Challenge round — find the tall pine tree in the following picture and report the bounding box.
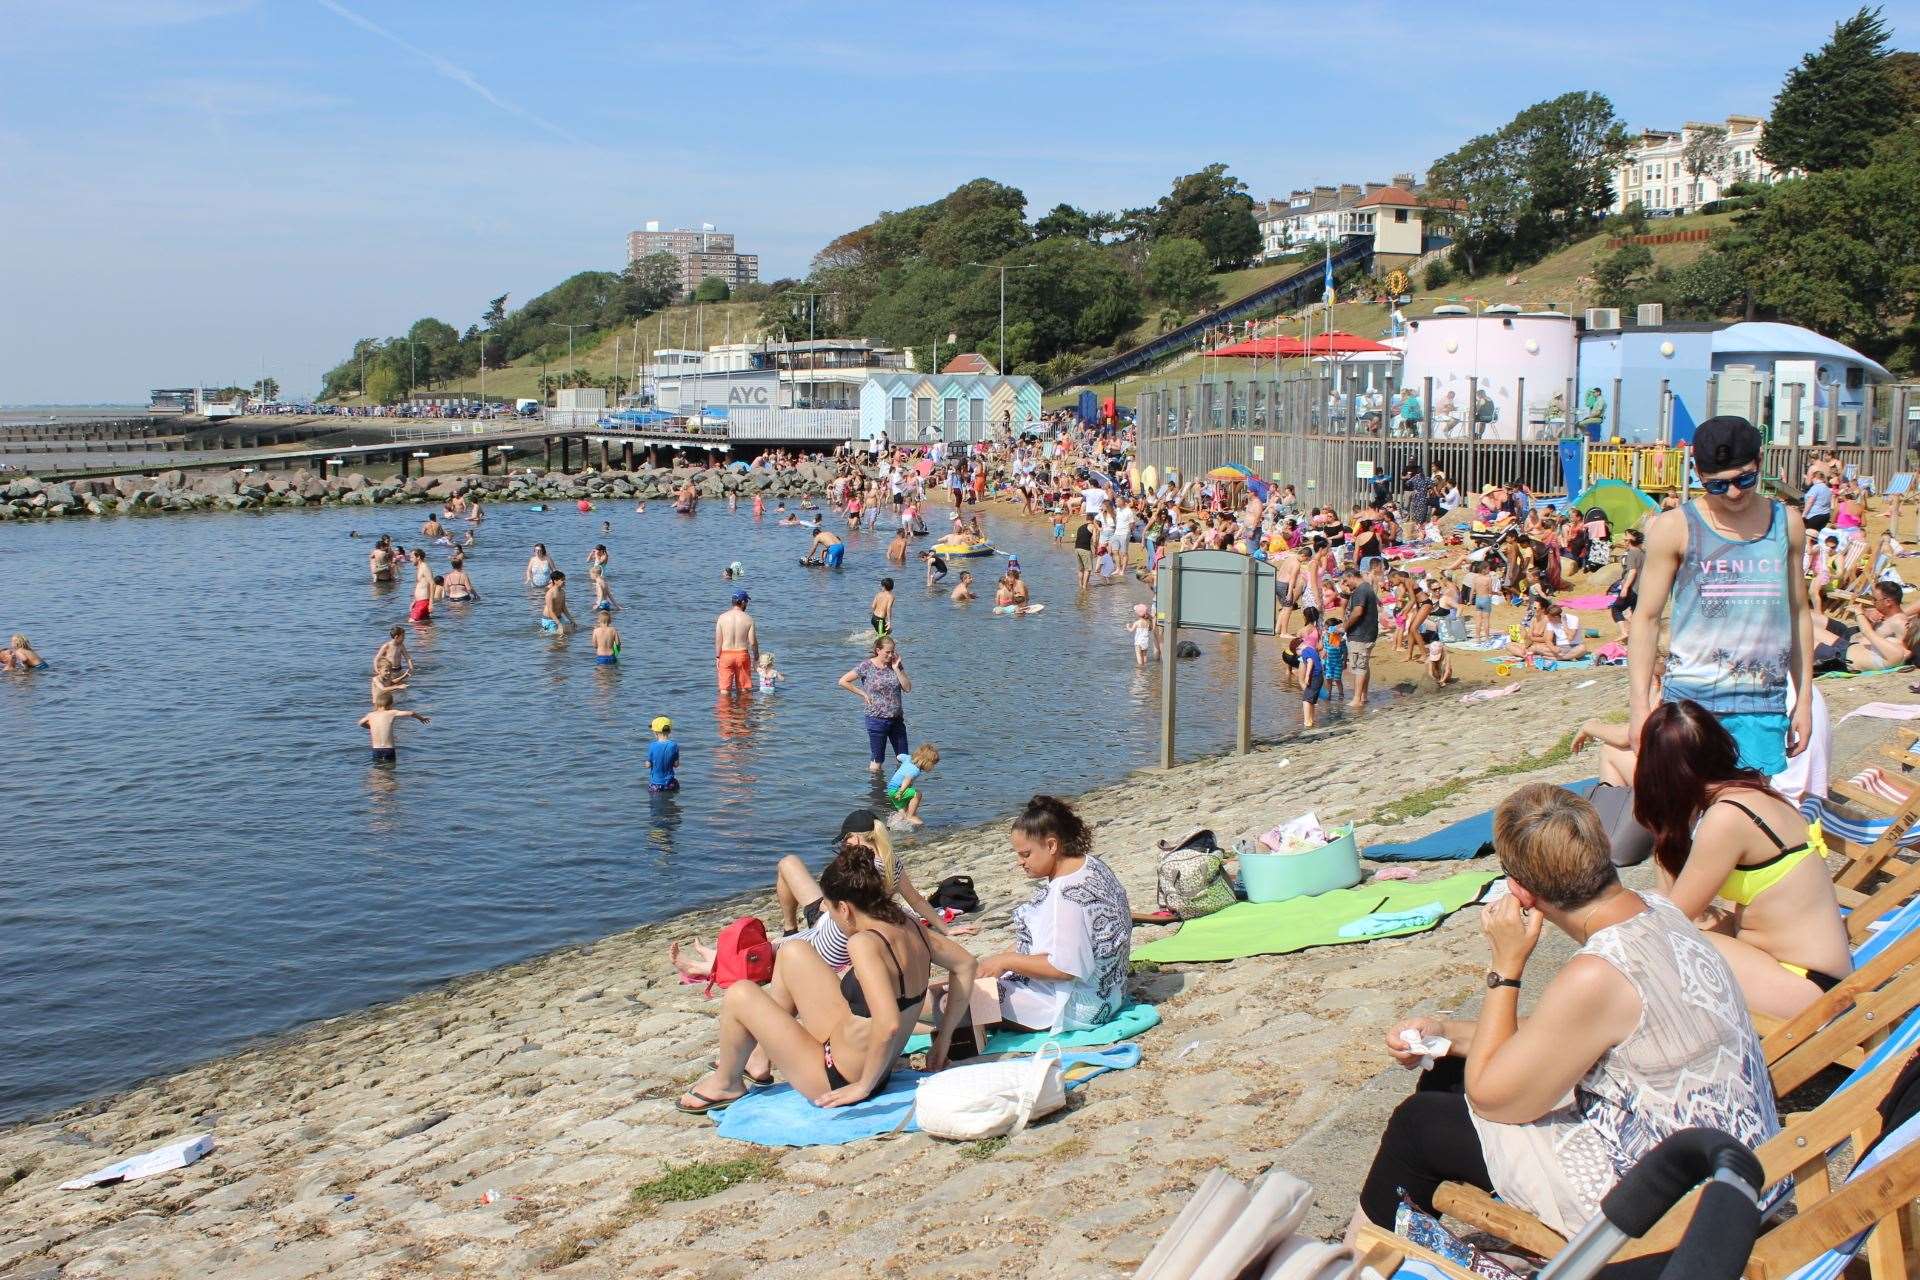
[1760,6,1900,173]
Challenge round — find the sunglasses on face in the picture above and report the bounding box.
[1701,467,1761,496]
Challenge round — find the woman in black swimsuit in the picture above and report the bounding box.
[677,843,978,1114]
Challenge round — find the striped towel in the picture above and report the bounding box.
[1849,767,1913,805]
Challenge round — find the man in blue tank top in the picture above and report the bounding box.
[1628,415,1812,776]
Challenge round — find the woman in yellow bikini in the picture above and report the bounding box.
[1633,699,1852,1019]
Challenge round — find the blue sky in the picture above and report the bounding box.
[2,1,1912,403]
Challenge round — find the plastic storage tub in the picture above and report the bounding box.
[1238,827,1362,903]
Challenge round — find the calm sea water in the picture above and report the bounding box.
[0,500,1322,1121]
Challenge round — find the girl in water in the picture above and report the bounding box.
[524,544,554,588]
[1,634,45,671]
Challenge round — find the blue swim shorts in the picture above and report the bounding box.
[1720,710,1791,778]
[824,543,845,568]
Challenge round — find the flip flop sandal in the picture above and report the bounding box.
[709,1059,776,1087]
[674,1089,742,1115]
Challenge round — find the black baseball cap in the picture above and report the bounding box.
[1692,416,1763,472]
[839,808,878,838]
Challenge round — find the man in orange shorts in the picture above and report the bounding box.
[714,590,758,692]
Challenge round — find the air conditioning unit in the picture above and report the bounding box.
[1584,307,1622,330]
[1637,303,1665,326]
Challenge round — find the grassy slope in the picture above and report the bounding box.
[1055,211,1734,406]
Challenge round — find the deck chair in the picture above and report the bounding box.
[1757,922,1920,1094]
[1429,1048,1920,1278]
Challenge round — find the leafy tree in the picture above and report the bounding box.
[364,364,403,404]
[1730,123,1920,369]
[1681,126,1730,204]
[1421,260,1452,292]
[1144,237,1220,314]
[1592,243,1655,310]
[1652,251,1750,321]
[623,252,682,313]
[1887,50,1920,117]
[1429,92,1628,273]
[1032,203,1119,243]
[249,377,280,401]
[483,294,509,328]
[1146,164,1262,268]
[1760,6,1900,173]
[694,275,731,302]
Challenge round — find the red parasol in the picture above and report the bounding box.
[1208,331,1395,358]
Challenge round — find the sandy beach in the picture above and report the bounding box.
[1,661,1908,1280]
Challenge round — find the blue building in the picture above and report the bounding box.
[1576,320,1891,446]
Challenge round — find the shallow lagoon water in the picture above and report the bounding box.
[0,498,1321,1120]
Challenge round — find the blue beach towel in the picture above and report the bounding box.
[1365,779,1598,862]
[903,1000,1161,1057]
[711,1043,1143,1147]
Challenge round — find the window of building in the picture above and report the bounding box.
[1846,367,1865,391]
[1394,208,1408,223]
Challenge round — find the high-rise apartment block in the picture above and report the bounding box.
[625,221,760,296]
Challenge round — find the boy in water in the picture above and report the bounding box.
[870,577,895,637]
[373,625,412,697]
[886,743,939,826]
[592,611,621,665]
[647,716,680,792]
[542,571,574,634]
[359,688,429,763]
[589,566,618,613]
[951,571,975,603]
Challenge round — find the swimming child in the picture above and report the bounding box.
[633,501,647,514]
[592,613,621,665]
[1052,516,1066,542]
[2,633,45,671]
[372,625,412,696]
[647,716,680,792]
[587,544,609,573]
[358,688,428,763]
[723,562,745,581]
[951,571,975,603]
[752,493,764,519]
[601,520,612,535]
[756,651,784,692]
[886,743,938,826]
[871,577,895,636]
[588,567,618,613]
[1297,633,1324,729]
[1126,602,1156,666]
[921,549,948,586]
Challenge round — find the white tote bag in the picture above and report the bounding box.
[913,1041,1065,1141]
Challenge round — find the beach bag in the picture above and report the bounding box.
[1588,782,1655,868]
[1436,613,1470,643]
[929,874,980,915]
[704,916,774,995]
[1155,830,1237,921]
[1133,1166,1340,1280]
[914,1042,1065,1141]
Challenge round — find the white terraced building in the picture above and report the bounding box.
[1609,114,1784,216]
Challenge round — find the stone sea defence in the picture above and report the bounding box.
[0,462,834,521]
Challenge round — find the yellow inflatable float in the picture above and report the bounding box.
[932,540,996,558]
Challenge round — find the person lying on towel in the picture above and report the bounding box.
[1348,782,1781,1246]
[677,844,977,1115]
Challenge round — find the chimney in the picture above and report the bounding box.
[1364,181,1386,195]
[1336,183,1361,203]
[1393,172,1415,189]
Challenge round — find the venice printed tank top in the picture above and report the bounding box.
[1664,499,1791,716]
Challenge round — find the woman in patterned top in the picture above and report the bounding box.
[979,795,1132,1033]
[1350,782,1779,1244]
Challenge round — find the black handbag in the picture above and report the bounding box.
[929,874,980,914]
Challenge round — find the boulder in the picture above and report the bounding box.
[155,469,186,490]
[342,472,371,491]
[192,474,238,497]
[4,478,44,500]
[43,483,77,509]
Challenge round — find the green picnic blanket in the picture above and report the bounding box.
[902,1000,1161,1056]
[1817,664,1912,681]
[1132,871,1498,964]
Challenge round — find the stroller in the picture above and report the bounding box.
[1582,507,1614,572]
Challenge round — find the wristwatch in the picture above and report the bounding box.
[1486,970,1522,991]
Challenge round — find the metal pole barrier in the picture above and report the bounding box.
[1159,557,1182,770]
[1659,379,1671,445]
[1788,384,1804,486]
[1467,375,1479,495]
[1516,376,1526,442]
[1610,377,1623,439]
[1237,554,1256,755]
[1565,376,1577,440]
[1421,374,1433,477]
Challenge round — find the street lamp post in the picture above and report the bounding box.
[966,262,1039,373]
[553,323,588,379]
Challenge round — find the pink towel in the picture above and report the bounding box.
[1557,593,1617,611]
[1595,641,1628,661]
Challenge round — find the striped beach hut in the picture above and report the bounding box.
[859,373,1042,443]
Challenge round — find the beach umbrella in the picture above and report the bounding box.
[727,460,750,472]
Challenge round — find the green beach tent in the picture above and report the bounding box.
[1571,478,1658,532]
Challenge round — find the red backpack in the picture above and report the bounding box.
[705,916,774,996]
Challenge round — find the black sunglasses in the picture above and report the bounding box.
[1701,467,1761,496]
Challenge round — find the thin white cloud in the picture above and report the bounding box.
[313,0,587,147]
[14,0,254,27]
[137,78,347,117]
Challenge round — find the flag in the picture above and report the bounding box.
[1322,244,1334,304]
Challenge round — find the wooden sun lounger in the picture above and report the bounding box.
[1430,1049,1920,1279]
